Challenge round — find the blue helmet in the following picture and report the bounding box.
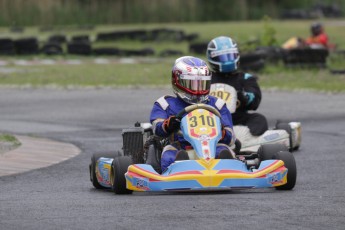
[206,36,240,73]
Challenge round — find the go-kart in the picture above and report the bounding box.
[210,83,302,152]
[90,104,297,194]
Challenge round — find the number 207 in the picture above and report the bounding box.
[210,91,230,101]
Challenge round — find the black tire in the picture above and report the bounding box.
[71,35,90,43]
[240,52,263,63]
[41,42,63,55]
[274,151,297,190]
[240,59,265,72]
[67,41,92,55]
[145,145,161,173]
[0,38,15,55]
[14,37,39,55]
[189,42,208,54]
[48,34,67,44]
[89,152,120,189]
[258,143,288,161]
[110,156,133,194]
[275,122,294,151]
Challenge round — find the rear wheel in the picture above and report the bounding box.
[110,156,133,194]
[89,152,120,189]
[275,122,293,151]
[274,151,297,190]
[258,143,288,161]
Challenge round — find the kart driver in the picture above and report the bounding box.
[305,22,330,49]
[206,36,268,136]
[150,56,236,172]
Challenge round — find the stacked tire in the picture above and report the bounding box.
[0,38,16,55]
[14,37,39,55]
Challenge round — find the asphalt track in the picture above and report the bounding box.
[0,88,344,230]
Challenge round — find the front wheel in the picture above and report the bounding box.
[274,151,297,190]
[90,152,120,189]
[110,156,133,194]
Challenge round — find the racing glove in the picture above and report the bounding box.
[163,116,180,134]
[220,126,226,140]
[234,139,242,154]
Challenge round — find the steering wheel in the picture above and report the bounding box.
[176,104,221,120]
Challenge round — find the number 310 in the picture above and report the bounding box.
[189,115,215,127]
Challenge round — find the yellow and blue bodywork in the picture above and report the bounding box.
[125,158,287,191]
[95,157,113,188]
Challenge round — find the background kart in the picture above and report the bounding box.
[210,83,302,152]
[90,104,297,194]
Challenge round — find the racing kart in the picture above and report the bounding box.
[90,104,297,194]
[210,83,302,152]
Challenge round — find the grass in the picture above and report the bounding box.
[0,20,345,92]
[0,59,344,92]
[260,65,345,92]
[0,134,21,154]
[0,58,173,87]
[0,134,18,142]
[0,134,21,146]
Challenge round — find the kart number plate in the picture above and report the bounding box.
[186,109,218,140]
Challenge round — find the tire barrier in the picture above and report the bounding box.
[96,28,196,42]
[96,30,149,41]
[0,38,16,55]
[330,69,345,75]
[184,33,199,42]
[48,34,67,44]
[159,49,184,57]
[255,46,284,63]
[282,48,329,68]
[149,28,185,42]
[14,37,39,55]
[92,47,155,56]
[71,35,90,43]
[41,42,63,55]
[240,52,266,71]
[189,42,208,54]
[67,41,92,55]
[3,28,199,56]
[120,48,155,56]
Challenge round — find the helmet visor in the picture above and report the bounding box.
[178,74,211,94]
[209,48,239,62]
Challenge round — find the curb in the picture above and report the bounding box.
[0,135,81,177]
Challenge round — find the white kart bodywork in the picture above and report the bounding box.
[210,83,301,152]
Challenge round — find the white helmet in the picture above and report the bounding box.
[172,56,211,104]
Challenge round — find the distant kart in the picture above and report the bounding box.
[90,104,297,194]
[210,83,302,152]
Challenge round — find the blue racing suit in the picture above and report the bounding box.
[150,95,235,172]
